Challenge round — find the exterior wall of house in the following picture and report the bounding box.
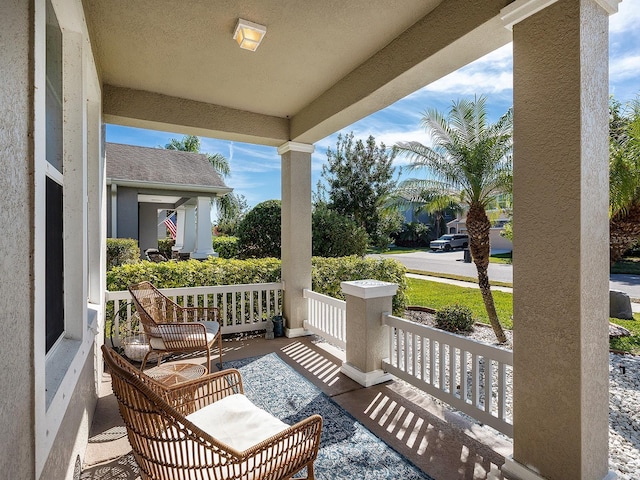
[0,0,36,477]
[116,187,139,240]
[139,202,174,255]
[40,346,96,478]
[0,0,106,477]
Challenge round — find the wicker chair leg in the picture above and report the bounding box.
[217,334,223,369]
[140,350,152,371]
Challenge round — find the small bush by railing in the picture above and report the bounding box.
[107,238,140,269]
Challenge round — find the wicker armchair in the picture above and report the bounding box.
[128,281,223,371]
[102,346,323,480]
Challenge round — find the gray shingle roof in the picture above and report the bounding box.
[106,142,229,190]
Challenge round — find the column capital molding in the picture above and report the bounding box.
[277,141,314,155]
[501,0,620,30]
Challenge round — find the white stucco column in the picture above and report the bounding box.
[191,196,217,259]
[340,280,397,387]
[279,141,313,337]
[172,206,186,254]
[502,1,618,479]
[181,204,196,254]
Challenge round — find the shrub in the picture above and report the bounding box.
[393,222,431,247]
[107,255,408,315]
[312,206,368,257]
[311,256,407,315]
[157,238,175,259]
[212,236,239,259]
[237,200,281,258]
[106,238,140,269]
[434,304,475,333]
[107,257,282,292]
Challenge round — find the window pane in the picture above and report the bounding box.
[46,177,64,352]
[46,0,63,173]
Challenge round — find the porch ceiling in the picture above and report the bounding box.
[83,0,512,146]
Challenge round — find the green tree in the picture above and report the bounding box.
[312,203,368,257]
[320,132,398,248]
[236,200,281,258]
[609,96,640,264]
[216,194,249,236]
[395,97,512,343]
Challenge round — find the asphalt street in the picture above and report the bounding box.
[375,250,640,299]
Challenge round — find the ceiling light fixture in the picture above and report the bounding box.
[233,18,267,52]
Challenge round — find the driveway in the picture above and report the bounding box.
[374,250,640,299]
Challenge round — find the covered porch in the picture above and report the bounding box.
[0,0,621,479]
[84,334,513,480]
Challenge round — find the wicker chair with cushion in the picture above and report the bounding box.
[102,345,323,480]
[128,281,223,371]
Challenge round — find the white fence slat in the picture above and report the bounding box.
[381,313,513,437]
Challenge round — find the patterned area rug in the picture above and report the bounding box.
[226,353,433,480]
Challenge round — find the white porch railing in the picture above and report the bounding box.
[105,283,283,347]
[303,289,346,349]
[382,313,513,437]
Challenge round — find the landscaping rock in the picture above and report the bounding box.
[610,323,631,338]
[610,289,634,320]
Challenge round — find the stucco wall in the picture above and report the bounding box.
[139,202,174,255]
[40,347,97,479]
[116,187,139,240]
[0,0,36,477]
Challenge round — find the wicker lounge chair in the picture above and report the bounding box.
[128,281,222,371]
[102,345,323,480]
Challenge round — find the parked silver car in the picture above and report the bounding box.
[430,234,469,251]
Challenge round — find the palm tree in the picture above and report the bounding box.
[395,97,512,343]
[164,135,235,219]
[609,96,640,264]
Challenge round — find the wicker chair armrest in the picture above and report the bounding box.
[225,414,324,478]
[164,368,244,414]
[156,322,209,348]
[175,306,219,323]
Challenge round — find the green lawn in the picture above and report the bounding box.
[406,277,514,329]
[406,276,640,354]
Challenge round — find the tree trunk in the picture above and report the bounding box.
[465,202,507,343]
[610,202,640,265]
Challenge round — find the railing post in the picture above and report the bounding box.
[340,280,397,387]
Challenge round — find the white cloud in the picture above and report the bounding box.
[424,44,513,94]
[610,54,640,82]
[610,1,640,34]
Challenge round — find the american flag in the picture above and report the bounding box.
[164,214,177,240]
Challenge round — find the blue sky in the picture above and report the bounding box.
[107,2,640,213]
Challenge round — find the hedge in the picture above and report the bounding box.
[311,256,407,315]
[107,255,407,314]
[106,238,140,269]
[212,236,239,259]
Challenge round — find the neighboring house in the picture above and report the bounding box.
[2,1,616,479]
[447,213,513,252]
[106,143,232,258]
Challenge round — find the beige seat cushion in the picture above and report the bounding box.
[186,393,288,451]
[149,330,216,350]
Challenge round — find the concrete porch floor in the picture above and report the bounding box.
[83,335,513,480]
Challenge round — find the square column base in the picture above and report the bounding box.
[285,327,311,338]
[340,362,393,387]
[501,456,617,480]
